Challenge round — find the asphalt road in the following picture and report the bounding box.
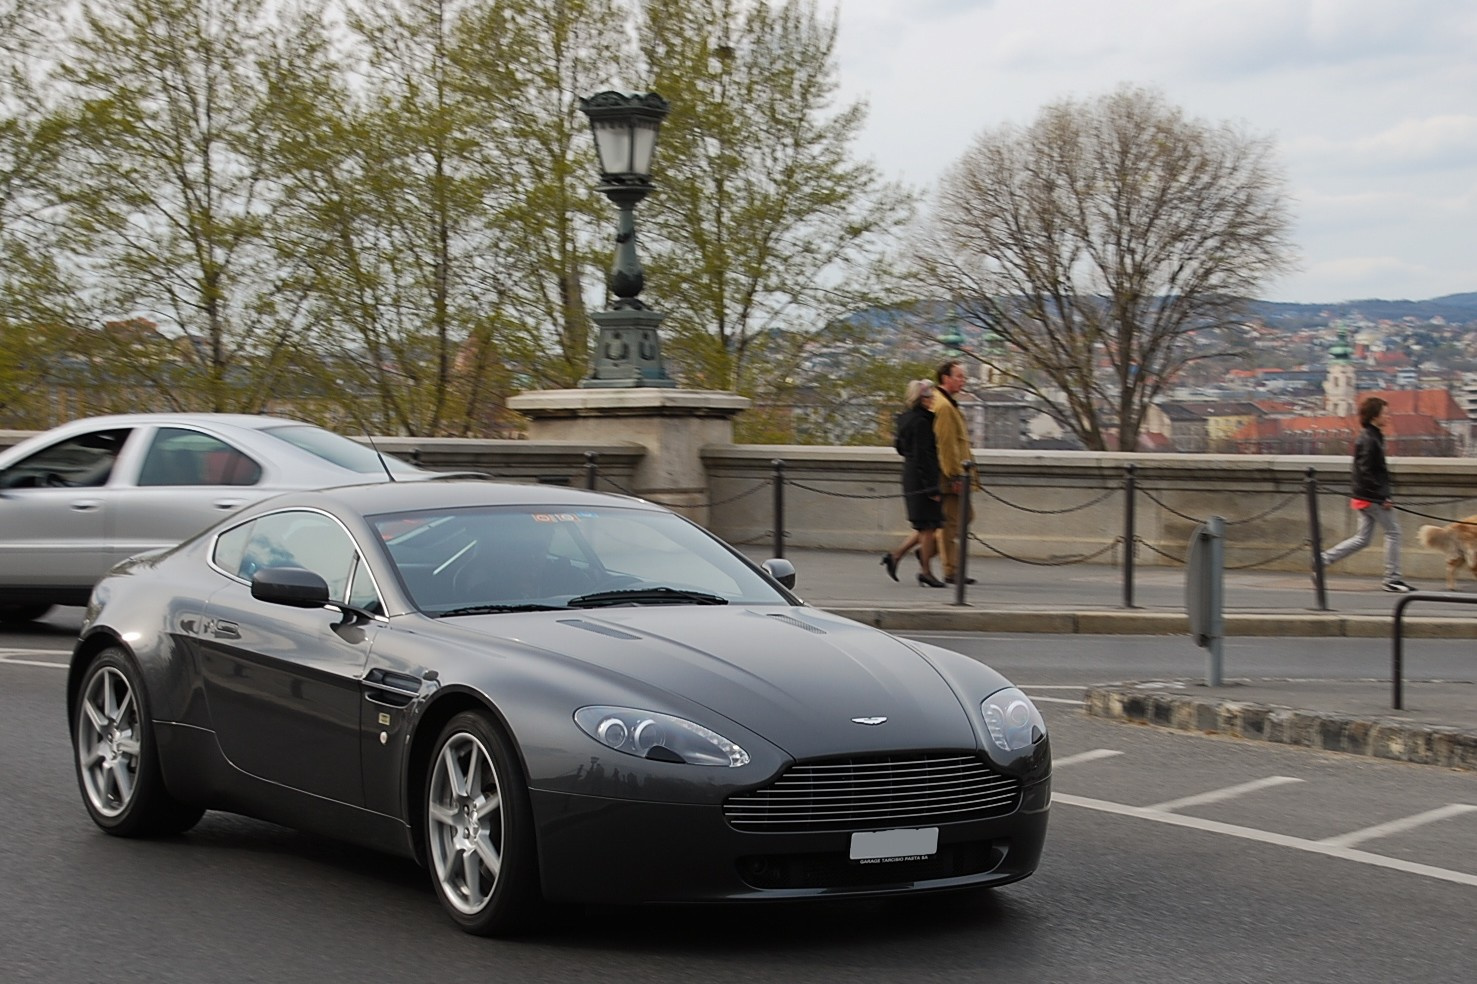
[3,619,1474,983]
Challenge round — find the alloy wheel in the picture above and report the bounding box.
[427,731,505,915]
[76,665,141,818]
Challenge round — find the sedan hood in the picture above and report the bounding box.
[447,605,980,758]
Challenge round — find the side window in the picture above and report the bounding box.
[229,511,357,603]
[0,428,129,489]
[213,521,256,577]
[138,427,262,487]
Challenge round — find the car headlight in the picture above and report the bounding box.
[981,688,1046,753]
[574,706,750,767]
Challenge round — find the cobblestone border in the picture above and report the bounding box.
[1085,684,1477,770]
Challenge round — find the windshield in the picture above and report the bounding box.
[261,425,419,475]
[369,504,789,615]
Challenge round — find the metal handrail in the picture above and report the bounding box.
[1391,591,1477,709]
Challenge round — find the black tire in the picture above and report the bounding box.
[72,648,204,837]
[423,711,542,935]
[0,603,52,624]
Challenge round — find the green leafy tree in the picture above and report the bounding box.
[453,0,633,391]
[913,85,1295,451]
[48,0,306,412]
[0,0,80,424]
[635,0,917,408]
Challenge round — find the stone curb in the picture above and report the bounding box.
[1084,684,1477,770]
[821,607,1477,639]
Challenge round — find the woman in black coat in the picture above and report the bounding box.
[881,379,945,587]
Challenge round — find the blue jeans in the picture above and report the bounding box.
[1321,505,1402,580]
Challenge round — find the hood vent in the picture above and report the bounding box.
[555,618,641,640]
[764,612,827,635]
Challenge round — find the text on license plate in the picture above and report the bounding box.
[848,826,939,862]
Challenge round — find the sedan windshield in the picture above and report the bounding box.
[370,504,788,615]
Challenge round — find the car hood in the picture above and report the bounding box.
[445,605,982,758]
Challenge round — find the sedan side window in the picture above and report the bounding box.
[0,428,129,489]
[138,427,262,487]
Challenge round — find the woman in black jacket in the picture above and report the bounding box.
[881,379,946,587]
[1320,396,1412,592]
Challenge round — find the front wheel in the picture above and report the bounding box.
[424,711,542,935]
[72,648,203,837]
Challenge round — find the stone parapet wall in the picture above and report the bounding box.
[4,428,1475,579]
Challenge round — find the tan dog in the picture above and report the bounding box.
[1417,516,1477,589]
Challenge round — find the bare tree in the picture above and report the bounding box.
[913,86,1295,451]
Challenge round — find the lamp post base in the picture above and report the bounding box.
[580,309,676,388]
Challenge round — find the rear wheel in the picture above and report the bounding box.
[73,648,203,837]
[424,711,542,935]
[0,603,52,624]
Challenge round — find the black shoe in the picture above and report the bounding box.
[917,572,945,588]
[943,575,977,585]
[880,553,899,582]
[1382,578,1414,593]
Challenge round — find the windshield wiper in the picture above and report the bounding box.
[435,603,567,617]
[567,587,728,608]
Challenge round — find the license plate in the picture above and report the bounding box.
[848,826,939,862]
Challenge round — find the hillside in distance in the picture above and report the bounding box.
[1249,293,1477,324]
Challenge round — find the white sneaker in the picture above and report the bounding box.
[1381,579,1414,593]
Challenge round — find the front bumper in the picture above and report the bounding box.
[530,775,1050,903]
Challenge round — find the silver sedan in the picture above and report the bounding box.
[0,413,436,621]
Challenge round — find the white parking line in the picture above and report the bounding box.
[1147,776,1304,813]
[1053,749,1124,767]
[1055,792,1477,888]
[1318,804,1477,849]
[0,649,69,668]
[1029,695,1082,705]
[0,656,69,668]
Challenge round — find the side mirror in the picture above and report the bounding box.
[251,566,331,608]
[761,558,796,590]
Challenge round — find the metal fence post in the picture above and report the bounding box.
[1123,463,1137,609]
[953,461,974,606]
[584,451,598,491]
[771,459,786,559]
[1306,467,1328,611]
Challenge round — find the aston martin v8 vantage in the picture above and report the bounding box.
[68,480,1050,935]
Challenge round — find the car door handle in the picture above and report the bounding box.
[211,620,240,640]
[70,499,103,511]
[213,498,248,510]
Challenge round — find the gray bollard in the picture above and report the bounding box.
[1186,515,1225,686]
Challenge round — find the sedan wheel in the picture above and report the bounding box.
[425,711,541,935]
[73,648,203,837]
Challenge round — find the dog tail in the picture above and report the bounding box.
[1418,524,1449,550]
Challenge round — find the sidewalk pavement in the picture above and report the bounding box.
[740,547,1477,769]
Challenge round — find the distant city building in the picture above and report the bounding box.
[1322,327,1356,416]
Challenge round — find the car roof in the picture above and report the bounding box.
[39,412,310,432]
[280,479,662,515]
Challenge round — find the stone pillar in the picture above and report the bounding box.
[507,389,749,524]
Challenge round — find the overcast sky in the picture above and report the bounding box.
[831,0,1477,304]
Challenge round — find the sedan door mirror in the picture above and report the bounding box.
[251,566,331,608]
[761,558,796,590]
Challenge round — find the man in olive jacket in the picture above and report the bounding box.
[932,359,979,584]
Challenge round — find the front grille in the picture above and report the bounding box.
[724,753,1022,832]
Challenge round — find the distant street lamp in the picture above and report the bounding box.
[578,90,676,388]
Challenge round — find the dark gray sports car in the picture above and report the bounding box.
[68,480,1050,935]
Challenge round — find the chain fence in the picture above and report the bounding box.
[573,453,1477,604]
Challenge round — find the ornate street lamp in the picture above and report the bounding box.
[578,90,676,388]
